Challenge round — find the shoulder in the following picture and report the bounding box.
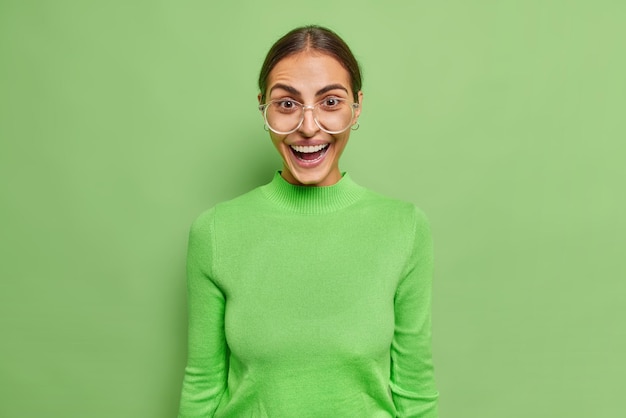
[351,186,432,270]
[356,187,430,228]
[190,185,266,231]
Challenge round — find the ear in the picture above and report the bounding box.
[257,92,263,105]
[354,90,363,120]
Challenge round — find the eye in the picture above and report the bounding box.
[320,97,343,110]
[275,99,299,112]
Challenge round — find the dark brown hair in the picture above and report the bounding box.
[258,25,362,102]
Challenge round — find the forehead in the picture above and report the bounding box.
[267,51,352,96]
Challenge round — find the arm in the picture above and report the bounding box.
[390,207,439,417]
[178,209,228,417]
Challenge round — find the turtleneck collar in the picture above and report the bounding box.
[260,171,366,214]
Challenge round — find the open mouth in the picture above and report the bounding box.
[289,144,330,163]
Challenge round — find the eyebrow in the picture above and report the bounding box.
[269,83,349,97]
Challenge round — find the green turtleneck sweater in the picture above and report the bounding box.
[178,172,438,417]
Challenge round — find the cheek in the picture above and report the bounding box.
[269,133,290,155]
[329,134,350,160]
[269,132,283,146]
[333,132,350,148]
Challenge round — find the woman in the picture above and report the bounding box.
[179,25,439,417]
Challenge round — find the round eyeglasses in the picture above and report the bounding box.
[259,97,360,135]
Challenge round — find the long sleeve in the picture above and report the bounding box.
[390,207,439,417]
[178,209,228,417]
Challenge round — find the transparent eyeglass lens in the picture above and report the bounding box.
[264,98,355,134]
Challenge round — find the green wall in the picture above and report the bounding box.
[1,1,624,417]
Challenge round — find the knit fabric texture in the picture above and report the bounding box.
[178,172,439,417]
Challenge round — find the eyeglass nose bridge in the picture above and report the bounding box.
[297,104,321,132]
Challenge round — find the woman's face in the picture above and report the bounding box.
[260,51,362,187]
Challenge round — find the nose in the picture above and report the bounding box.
[298,106,319,137]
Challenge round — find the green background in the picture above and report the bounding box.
[1,1,624,417]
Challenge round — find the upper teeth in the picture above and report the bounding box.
[290,144,329,153]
